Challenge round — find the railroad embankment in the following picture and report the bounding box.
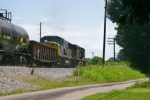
[0,66,74,92]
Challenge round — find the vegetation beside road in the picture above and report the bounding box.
[81,81,150,100]
[0,62,147,96]
[74,62,146,83]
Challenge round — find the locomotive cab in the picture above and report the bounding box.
[44,42,61,56]
[80,47,85,59]
[41,36,68,56]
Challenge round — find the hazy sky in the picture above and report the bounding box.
[0,0,120,60]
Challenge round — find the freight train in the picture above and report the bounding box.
[0,9,85,67]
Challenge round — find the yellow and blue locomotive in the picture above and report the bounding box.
[41,36,85,67]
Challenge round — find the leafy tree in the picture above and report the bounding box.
[106,57,119,62]
[85,56,103,66]
[85,58,92,66]
[107,0,150,73]
[117,49,126,61]
[116,24,150,72]
[92,56,103,65]
[107,0,128,23]
[115,0,150,25]
[106,57,115,62]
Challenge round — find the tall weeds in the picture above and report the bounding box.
[74,62,146,83]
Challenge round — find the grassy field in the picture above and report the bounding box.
[74,62,146,83]
[0,62,148,96]
[81,81,150,100]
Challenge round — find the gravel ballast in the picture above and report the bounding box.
[0,66,75,92]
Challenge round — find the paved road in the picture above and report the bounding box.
[0,78,148,100]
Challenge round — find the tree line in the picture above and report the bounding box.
[107,0,150,73]
[86,56,117,66]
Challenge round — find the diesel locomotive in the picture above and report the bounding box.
[41,36,85,67]
[0,9,85,67]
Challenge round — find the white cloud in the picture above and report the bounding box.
[63,25,81,29]
[41,17,53,22]
[20,24,89,41]
[90,44,102,50]
[19,24,40,41]
[13,17,22,20]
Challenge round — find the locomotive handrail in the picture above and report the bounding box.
[0,9,11,23]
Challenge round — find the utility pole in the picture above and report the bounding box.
[115,53,118,61]
[107,38,116,61]
[40,22,42,42]
[92,52,94,65]
[92,52,94,58]
[102,0,107,66]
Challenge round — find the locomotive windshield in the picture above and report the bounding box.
[41,36,62,45]
[42,38,61,44]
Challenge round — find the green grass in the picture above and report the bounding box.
[81,81,150,100]
[74,62,146,83]
[22,75,97,90]
[0,62,147,96]
[0,90,25,96]
[126,81,150,89]
[0,75,97,96]
[81,88,150,100]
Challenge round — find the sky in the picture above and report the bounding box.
[0,0,120,60]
